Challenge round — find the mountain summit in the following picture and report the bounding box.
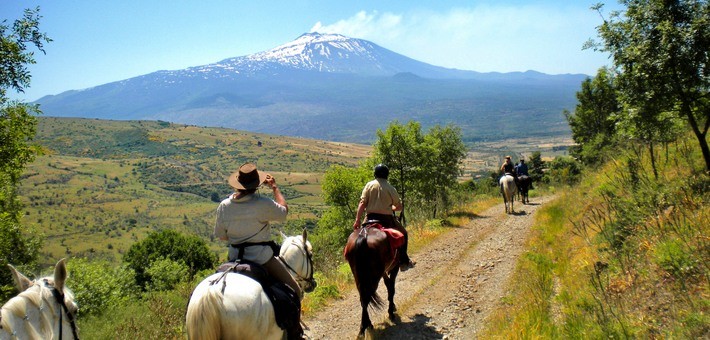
[36,33,585,143]
[166,32,477,79]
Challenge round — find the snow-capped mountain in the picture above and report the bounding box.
[35,32,586,143]
[155,32,478,80]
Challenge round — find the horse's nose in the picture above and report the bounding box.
[305,280,317,293]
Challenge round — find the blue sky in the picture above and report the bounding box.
[2,1,623,102]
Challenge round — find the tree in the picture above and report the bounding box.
[420,125,467,218]
[528,151,546,183]
[548,156,583,185]
[565,68,621,165]
[373,121,467,220]
[591,1,710,173]
[321,165,369,218]
[123,229,216,290]
[373,121,426,224]
[0,7,50,301]
[314,164,370,269]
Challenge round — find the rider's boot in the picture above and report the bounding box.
[398,234,416,272]
[286,320,305,340]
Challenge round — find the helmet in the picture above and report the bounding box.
[374,164,389,179]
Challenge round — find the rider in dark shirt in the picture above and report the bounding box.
[514,158,533,189]
[515,159,529,176]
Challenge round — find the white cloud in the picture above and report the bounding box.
[310,5,610,75]
[310,11,404,40]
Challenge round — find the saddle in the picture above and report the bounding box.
[214,260,301,338]
[361,220,406,256]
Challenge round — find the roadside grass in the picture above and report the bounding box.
[481,136,709,338]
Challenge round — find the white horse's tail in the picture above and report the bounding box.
[186,286,224,340]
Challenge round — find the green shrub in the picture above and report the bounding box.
[67,258,138,317]
[547,156,582,185]
[145,257,189,292]
[123,229,216,290]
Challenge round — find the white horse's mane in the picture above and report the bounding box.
[1,262,77,340]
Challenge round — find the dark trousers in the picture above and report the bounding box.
[366,213,411,262]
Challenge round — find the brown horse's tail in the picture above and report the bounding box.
[353,232,385,309]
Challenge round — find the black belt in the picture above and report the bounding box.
[366,213,395,226]
[230,241,280,260]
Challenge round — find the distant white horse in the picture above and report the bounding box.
[185,230,316,340]
[500,174,517,214]
[1,259,79,340]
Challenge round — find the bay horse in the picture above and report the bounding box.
[517,175,531,204]
[344,221,404,337]
[500,174,517,214]
[1,259,79,340]
[185,230,316,340]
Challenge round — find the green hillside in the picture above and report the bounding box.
[20,117,371,265]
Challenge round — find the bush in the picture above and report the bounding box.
[547,156,582,185]
[123,229,216,290]
[67,258,138,317]
[145,257,189,292]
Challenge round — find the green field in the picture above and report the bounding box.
[20,117,371,265]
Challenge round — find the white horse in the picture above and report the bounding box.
[185,230,316,340]
[1,259,79,340]
[500,174,517,214]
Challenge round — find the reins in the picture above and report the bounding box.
[45,279,80,340]
[279,238,315,289]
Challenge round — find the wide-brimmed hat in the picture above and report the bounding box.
[228,163,268,190]
[505,155,511,159]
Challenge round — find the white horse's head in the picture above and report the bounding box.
[2,259,79,339]
[279,229,317,294]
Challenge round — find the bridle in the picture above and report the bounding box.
[279,238,316,291]
[44,279,80,340]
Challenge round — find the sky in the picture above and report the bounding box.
[1,1,624,102]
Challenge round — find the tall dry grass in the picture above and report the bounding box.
[481,136,709,338]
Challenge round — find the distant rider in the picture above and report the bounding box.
[514,158,529,176]
[501,155,515,176]
[515,158,533,189]
[353,164,415,271]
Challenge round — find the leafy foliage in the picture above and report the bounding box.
[66,258,138,317]
[123,229,216,290]
[145,257,190,292]
[321,165,369,217]
[547,156,582,185]
[374,121,467,220]
[564,68,620,165]
[528,151,546,183]
[0,6,50,300]
[592,0,710,172]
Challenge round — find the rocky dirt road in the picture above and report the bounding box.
[304,196,555,339]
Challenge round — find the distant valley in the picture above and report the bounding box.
[22,117,369,264]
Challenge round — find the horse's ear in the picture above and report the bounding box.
[279,231,287,241]
[8,264,32,292]
[53,258,67,292]
[302,228,308,244]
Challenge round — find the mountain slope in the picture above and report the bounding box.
[35,32,587,143]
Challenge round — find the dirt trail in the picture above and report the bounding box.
[304,196,555,339]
